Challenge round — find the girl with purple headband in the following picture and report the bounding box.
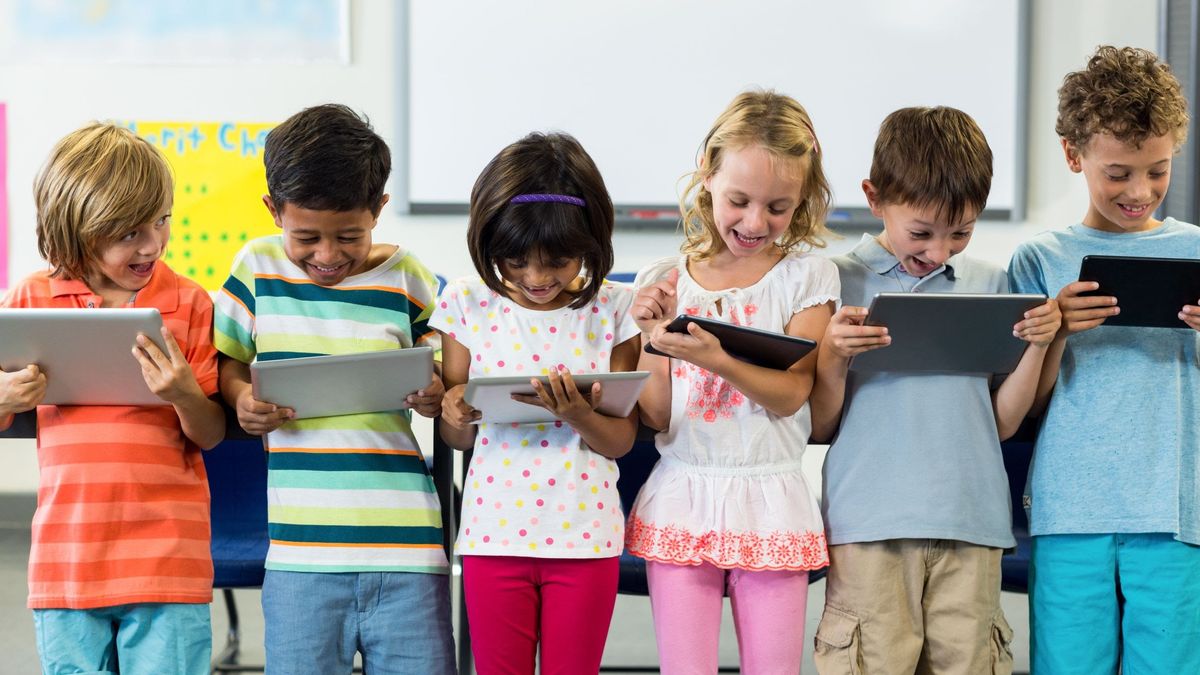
[434,132,641,674]
[626,90,837,673]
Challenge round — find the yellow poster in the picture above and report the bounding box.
[126,120,278,290]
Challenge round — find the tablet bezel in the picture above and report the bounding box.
[463,371,650,425]
[0,307,167,405]
[250,347,434,420]
[643,315,817,370]
[1078,254,1200,328]
[849,292,1047,373]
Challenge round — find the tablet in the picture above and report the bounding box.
[1078,255,1200,328]
[463,371,651,424]
[0,307,168,405]
[250,347,434,419]
[849,292,1047,373]
[643,315,817,370]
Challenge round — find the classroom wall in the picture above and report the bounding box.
[0,0,1161,491]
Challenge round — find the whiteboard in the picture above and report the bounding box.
[406,0,1025,220]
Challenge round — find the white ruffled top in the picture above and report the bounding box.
[625,251,839,571]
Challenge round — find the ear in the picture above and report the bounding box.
[263,195,283,227]
[1062,139,1084,173]
[371,194,391,227]
[862,180,885,218]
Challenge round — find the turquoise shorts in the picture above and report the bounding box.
[33,603,210,675]
[1030,533,1200,674]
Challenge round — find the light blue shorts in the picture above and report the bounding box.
[1030,533,1200,674]
[262,569,455,675]
[33,603,211,675]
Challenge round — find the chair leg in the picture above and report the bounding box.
[211,588,243,672]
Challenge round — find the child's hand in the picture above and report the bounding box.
[1181,299,1200,332]
[442,383,481,429]
[511,366,600,424]
[645,319,725,371]
[822,306,890,360]
[0,364,48,415]
[407,373,445,419]
[1013,298,1061,346]
[233,388,294,436]
[631,268,679,335]
[1056,281,1118,336]
[133,326,206,406]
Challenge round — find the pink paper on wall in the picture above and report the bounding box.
[0,102,7,290]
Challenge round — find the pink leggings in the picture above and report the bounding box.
[462,555,619,675]
[646,560,810,675]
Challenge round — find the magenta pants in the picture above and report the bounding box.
[646,560,811,675]
[462,555,619,675]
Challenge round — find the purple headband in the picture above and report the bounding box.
[510,193,586,207]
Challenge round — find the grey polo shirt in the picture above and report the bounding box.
[822,234,1016,548]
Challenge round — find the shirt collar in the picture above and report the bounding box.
[47,261,180,312]
[848,233,957,281]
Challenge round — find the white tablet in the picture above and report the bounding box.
[849,292,1047,374]
[463,371,650,424]
[250,347,434,420]
[0,307,168,405]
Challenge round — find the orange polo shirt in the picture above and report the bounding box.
[2,262,218,609]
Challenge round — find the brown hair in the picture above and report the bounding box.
[34,122,173,280]
[680,90,830,259]
[1057,45,1189,151]
[868,106,993,225]
[467,132,614,309]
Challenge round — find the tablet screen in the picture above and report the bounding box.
[1079,255,1200,328]
[643,315,816,370]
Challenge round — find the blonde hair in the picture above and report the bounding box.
[34,122,173,280]
[680,90,831,259]
[1057,45,1189,151]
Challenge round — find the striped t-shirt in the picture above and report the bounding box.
[2,263,218,609]
[214,235,448,574]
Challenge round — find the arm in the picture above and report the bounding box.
[437,331,480,451]
[0,365,47,432]
[218,355,293,436]
[134,326,225,449]
[991,299,1061,439]
[515,337,641,459]
[1026,281,1118,417]
[808,305,891,443]
[647,301,834,417]
[629,267,680,433]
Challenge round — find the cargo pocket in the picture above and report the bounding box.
[813,606,863,675]
[990,610,1014,674]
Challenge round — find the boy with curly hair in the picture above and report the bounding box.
[1009,45,1200,674]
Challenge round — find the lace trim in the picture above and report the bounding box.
[625,516,829,571]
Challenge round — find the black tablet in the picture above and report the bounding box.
[643,315,817,370]
[849,292,1047,373]
[1078,255,1200,328]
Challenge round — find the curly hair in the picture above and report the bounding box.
[1057,45,1189,151]
[679,90,830,260]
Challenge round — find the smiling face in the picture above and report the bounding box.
[866,180,977,278]
[703,144,806,260]
[496,250,583,310]
[86,201,172,305]
[1067,132,1174,233]
[267,195,385,286]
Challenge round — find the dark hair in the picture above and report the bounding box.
[869,106,993,225]
[264,103,390,214]
[467,132,615,309]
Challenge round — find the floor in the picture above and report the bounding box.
[0,493,1031,674]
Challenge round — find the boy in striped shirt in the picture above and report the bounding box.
[213,104,454,674]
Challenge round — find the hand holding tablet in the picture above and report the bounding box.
[643,315,817,370]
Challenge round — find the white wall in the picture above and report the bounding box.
[0,0,1162,490]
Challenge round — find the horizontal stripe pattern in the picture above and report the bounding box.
[3,264,218,609]
[213,236,448,573]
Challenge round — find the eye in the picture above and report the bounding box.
[728,199,748,208]
[155,214,171,228]
[296,237,319,245]
[1150,171,1168,179]
[545,258,573,269]
[120,230,138,242]
[504,258,527,269]
[768,206,789,216]
[908,231,930,240]
[1105,173,1129,182]
[338,236,362,244]
[952,231,972,240]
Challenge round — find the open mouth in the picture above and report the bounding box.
[128,262,155,276]
[732,230,766,248]
[1117,203,1151,219]
[308,261,349,277]
[522,283,558,298]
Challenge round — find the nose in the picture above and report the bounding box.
[926,241,952,265]
[313,239,339,263]
[1126,174,1154,202]
[744,204,768,233]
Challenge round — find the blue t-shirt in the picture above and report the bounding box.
[823,234,1016,548]
[1008,218,1200,544]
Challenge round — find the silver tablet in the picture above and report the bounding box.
[849,293,1047,373]
[463,371,650,424]
[250,347,434,420]
[0,307,168,405]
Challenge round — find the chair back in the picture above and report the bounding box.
[206,437,270,589]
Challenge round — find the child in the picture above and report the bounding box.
[1008,46,1200,674]
[0,122,225,674]
[809,107,1061,674]
[435,131,640,674]
[625,90,837,674]
[213,104,455,674]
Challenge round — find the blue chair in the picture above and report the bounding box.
[1000,421,1037,594]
